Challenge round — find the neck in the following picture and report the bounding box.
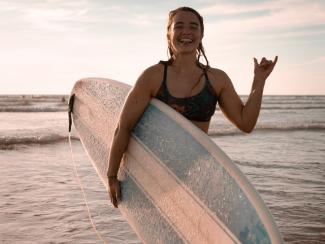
[172,53,197,73]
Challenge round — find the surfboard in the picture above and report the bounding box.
[70,77,283,244]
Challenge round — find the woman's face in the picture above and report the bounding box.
[168,11,203,56]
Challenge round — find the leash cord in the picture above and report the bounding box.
[68,133,109,244]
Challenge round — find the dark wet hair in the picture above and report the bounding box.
[167,7,210,69]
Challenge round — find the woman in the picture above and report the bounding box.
[107,7,277,208]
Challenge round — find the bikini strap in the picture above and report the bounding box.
[196,61,209,81]
[159,60,168,85]
[159,60,209,84]
[204,71,209,81]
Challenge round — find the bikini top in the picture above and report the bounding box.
[155,61,218,122]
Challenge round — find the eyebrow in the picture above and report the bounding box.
[174,21,199,26]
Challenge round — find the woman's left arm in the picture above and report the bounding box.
[216,56,278,133]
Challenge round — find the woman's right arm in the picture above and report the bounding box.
[107,67,156,208]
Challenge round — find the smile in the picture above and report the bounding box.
[179,38,193,44]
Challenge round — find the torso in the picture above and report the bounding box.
[146,61,226,133]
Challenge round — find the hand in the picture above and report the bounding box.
[253,56,278,82]
[108,177,121,208]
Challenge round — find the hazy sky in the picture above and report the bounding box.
[1,0,324,95]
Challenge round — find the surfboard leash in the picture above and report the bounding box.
[68,94,75,133]
[68,94,109,244]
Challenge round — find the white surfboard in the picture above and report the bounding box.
[70,77,283,244]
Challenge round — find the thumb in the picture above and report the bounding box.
[253,58,258,68]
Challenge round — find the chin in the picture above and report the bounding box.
[175,49,197,56]
[174,46,198,55]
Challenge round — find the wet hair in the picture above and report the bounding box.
[166,7,210,69]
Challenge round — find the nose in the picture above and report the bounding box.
[181,25,192,34]
[179,27,194,38]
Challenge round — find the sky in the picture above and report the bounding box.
[0,0,324,95]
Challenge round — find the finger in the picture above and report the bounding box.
[261,58,270,65]
[110,187,118,208]
[273,56,278,66]
[109,186,114,199]
[112,195,118,208]
[109,184,117,206]
[108,189,113,200]
[261,62,269,67]
[110,194,117,208]
[268,56,278,71]
[254,58,258,68]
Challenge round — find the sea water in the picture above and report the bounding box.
[0,95,324,243]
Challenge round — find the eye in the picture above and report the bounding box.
[174,25,182,30]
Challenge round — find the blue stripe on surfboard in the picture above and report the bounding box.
[74,114,186,243]
[132,104,271,244]
[121,172,186,244]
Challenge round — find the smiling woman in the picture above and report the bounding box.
[106,5,278,208]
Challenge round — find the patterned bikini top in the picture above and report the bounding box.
[155,61,218,122]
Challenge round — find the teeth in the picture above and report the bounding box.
[180,39,193,43]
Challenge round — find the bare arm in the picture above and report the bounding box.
[107,68,155,207]
[217,56,278,133]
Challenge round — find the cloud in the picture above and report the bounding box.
[0,0,168,33]
[0,0,91,32]
[200,1,275,16]
[200,0,325,35]
[261,28,325,39]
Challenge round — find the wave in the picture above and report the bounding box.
[0,107,68,112]
[0,134,79,148]
[1,95,324,113]
[208,124,325,136]
[260,106,325,110]
[212,105,325,111]
[1,123,324,147]
[0,95,69,112]
[5,106,324,112]
[0,94,69,101]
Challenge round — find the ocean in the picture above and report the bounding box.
[0,95,324,243]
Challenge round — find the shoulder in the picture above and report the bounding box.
[207,67,230,83]
[139,63,164,80]
[132,62,164,96]
[206,67,232,96]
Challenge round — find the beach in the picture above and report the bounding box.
[0,95,324,243]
